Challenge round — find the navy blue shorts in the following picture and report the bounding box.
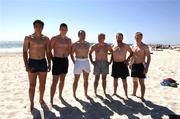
[28,58,47,73]
[52,57,68,75]
[111,61,129,79]
[131,63,146,78]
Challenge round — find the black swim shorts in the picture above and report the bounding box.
[52,57,69,75]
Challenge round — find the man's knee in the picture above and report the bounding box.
[133,79,138,86]
[29,83,36,90]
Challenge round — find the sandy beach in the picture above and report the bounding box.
[0,49,180,119]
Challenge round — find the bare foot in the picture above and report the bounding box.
[124,96,129,100]
[131,93,136,96]
[104,93,108,97]
[73,94,78,100]
[94,92,98,97]
[85,94,91,100]
[39,100,45,105]
[112,93,117,96]
[59,96,66,102]
[40,100,49,110]
[141,97,145,102]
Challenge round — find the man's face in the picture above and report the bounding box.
[116,34,123,43]
[34,23,43,34]
[79,32,86,41]
[135,34,143,43]
[98,35,105,43]
[60,27,68,36]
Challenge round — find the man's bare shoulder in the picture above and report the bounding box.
[24,35,34,42]
[142,43,149,49]
[92,43,98,47]
[51,35,59,40]
[84,41,90,45]
[105,43,112,48]
[90,43,97,50]
[123,43,131,48]
[72,41,79,47]
[65,37,72,43]
[42,35,49,41]
[24,35,31,40]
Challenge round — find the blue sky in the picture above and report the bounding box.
[0,0,179,44]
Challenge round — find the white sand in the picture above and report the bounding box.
[0,49,180,119]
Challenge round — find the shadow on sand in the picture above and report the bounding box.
[97,94,177,119]
[31,95,177,119]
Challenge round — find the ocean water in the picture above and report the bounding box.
[0,41,23,53]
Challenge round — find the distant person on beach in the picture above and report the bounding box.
[111,33,133,99]
[71,30,91,99]
[23,20,51,111]
[130,32,151,101]
[89,33,112,96]
[50,23,71,105]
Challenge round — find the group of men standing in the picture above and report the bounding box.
[23,20,151,111]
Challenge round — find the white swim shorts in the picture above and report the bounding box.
[74,58,91,74]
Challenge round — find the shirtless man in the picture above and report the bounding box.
[71,30,91,99]
[111,33,133,99]
[89,33,112,96]
[23,20,51,111]
[130,32,151,101]
[50,23,71,104]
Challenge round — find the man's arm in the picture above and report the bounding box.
[50,37,56,59]
[128,46,134,69]
[108,45,113,64]
[144,46,151,73]
[45,37,51,72]
[89,45,95,64]
[23,36,30,71]
[68,39,72,55]
[70,43,75,64]
[126,45,133,63]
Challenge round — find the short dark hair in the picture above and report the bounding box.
[33,20,44,28]
[98,33,105,38]
[60,23,68,29]
[136,32,143,37]
[116,33,123,37]
[78,30,85,36]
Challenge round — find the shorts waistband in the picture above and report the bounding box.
[133,63,144,66]
[53,57,68,59]
[113,61,125,63]
[29,58,46,61]
[76,58,88,61]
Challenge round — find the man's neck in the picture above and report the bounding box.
[117,42,123,46]
[136,42,142,46]
[34,33,42,37]
[99,42,104,46]
[79,39,85,43]
[60,34,66,38]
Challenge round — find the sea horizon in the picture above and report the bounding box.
[0,40,179,53]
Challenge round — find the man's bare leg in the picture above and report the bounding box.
[113,78,118,96]
[132,78,138,96]
[59,74,66,100]
[73,74,80,99]
[139,78,145,101]
[38,72,47,105]
[102,75,107,96]
[94,75,100,96]
[122,79,128,99]
[28,72,37,111]
[83,71,90,99]
[50,75,59,105]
